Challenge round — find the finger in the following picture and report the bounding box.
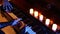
[9,4,13,10]
[7,5,11,11]
[5,6,9,11]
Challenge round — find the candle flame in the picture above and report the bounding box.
[52,24,57,32]
[34,11,38,18]
[45,19,50,26]
[30,8,34,15]
[39,14,43,22]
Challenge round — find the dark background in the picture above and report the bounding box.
[11,0,60,25]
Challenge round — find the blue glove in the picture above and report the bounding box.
[25,26,36,34]
[12,18,22,26]
[3,0,13,12]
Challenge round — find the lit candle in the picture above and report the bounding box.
[45,19,50,26]
[52,24,57,32]
[30,8,34,16]
[39,14,43,22]
[34,11,38,19]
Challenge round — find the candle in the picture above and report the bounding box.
[52,24,57,32]
[34,11,38,19]
[45,19,50,26]
[39,14,43,22]
[30,8,34,16]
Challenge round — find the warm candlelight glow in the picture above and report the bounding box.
[45,19,50,26]
[52,24,57,32]
[0,4,2,6]
[50,20,53,25]
[39,14,43,22]
[8,0,11,1]
[34,11,38,18]
[30,8,34,15]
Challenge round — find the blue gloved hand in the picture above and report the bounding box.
[12,18,22,26]
[3,0,13,12]
[25,26,36,34]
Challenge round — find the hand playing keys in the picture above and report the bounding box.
[3,0,13,12]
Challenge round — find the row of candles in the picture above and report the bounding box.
[29,8,57,32]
